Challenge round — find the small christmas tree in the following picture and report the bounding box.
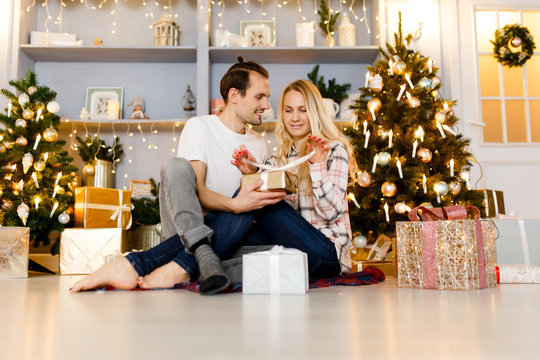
[0,70,77,253]
[307,65,351,104]
[344,14,484,239]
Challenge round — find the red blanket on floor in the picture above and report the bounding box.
[103,265,385,293]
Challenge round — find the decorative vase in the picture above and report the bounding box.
[324,33,335,47]
[131,224,161,250]
[338,13,356,47]
[92,159,115,188]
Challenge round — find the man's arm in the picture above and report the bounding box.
[190,160,286,214]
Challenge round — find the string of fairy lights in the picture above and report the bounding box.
[27,1,378,39]
[63,119,278,190]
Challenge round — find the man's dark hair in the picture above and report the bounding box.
[219,56,269,103]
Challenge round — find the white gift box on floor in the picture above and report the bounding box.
[242,246,309,295]
[493,219,540,266]
[60,228,128,275]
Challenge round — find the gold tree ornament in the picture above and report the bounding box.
[22,109,34,120]
[43,127,58,142]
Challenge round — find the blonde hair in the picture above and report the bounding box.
[275,79,358,190]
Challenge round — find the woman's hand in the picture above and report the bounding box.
[306,135,330,164]
[230,144,259,175]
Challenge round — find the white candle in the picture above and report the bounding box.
[443,101,449,112]
[436,190,441,203]
[427,58,433,73]
[422,174,427,193]
[43,152,49,163]
[107,100,120,120]
[364,130,370,149]
[52,185,60,199]
[404,73,414,88]
[412,140,418,158]
[442,125,456,135]
[363,120,368,134]
[449,158,455,177]
[436,121,446,138]
[397,159,403,178]
[416,126,424,142]
[54,172,62,187]
[388,60,394,75]
[35,197,40,210]
[49,202,59,218]
[384,202,390,223]
[32,172,39,188]
[397,84,406,101]
[33,134,41,150]
[371,154,379,173]
[7,103,12,117]
[348,193,361,209]
[369,105,377,122]
[36,108,42,121]
[365,72,371,87]
[388,130,393,149]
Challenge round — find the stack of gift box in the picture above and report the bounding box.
[351,234,395,276]
[59,187,134,275]
[392,189,540,289]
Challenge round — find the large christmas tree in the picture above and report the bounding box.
[345,15,484,239]
[0,71,77,253]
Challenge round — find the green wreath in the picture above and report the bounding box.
[491,24,536,67]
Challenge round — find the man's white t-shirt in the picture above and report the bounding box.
[177,115,267,198]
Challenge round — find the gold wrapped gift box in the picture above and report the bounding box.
[352,260,395,276]
[59,228,130,275]
[75,187,133,229]
[241,170,297,194]
[478,189,505,218]
[0,227,30,279]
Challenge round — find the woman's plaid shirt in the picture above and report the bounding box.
[265,141,353,273]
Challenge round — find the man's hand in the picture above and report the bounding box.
[306,135,330,164]
[231,179,287,213]
[230,144,259,175]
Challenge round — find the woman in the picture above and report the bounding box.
[230,79,358,277]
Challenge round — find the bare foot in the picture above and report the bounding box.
[137,261,190,289]
[70,257,139,293]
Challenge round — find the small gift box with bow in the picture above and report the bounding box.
[59,228,129,275]
[395,205,497,290]
[74,187,134,229]
[243,245,309,294]
[0,227,30,279]
[239,150,316,194]
[241,171,297,194]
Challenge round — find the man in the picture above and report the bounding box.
[70,57,285,294]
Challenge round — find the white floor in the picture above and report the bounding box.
[1,274,539,360]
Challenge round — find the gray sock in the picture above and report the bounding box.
[192,243,230,295]
[193,243,225,280]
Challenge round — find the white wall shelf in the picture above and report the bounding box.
[58,118,187,132]
[20,45,198,63]
[209,46,380,64]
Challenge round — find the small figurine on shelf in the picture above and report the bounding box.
[79,107,90,121]
[127,96,150,119]
[93,37,103,46]
[182,85,196,118]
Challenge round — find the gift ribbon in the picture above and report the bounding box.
[241,150,315,191]
[77,189,134,229]
[492,190,499,216]
[518,219,531,266]
[0,232,26,257]
[409,205,488,289]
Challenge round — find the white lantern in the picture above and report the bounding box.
[152,14,181,47]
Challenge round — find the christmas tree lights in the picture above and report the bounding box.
[344,14,484,238]
[0,71,78,253]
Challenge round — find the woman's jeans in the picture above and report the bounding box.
[125,157,341,281]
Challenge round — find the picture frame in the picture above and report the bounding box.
[240,20,276,47]
[85,87,124,120]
